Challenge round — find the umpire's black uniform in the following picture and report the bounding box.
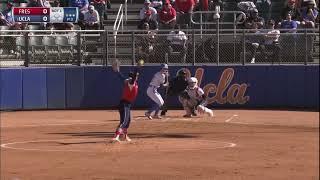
[161,70,188,116]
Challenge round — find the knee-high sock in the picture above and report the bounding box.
[115,127,123,136]
[204,107,213,116]
[147,102,160,114]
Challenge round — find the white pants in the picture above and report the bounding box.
[179,96,213,116]
[147,86,164,106]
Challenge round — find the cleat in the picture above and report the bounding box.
[208,110,214,117]
[111,136,121,142]
[125,135,132,142]
[153,115,162,119]
[183,114,192,118]
[145,112,153,120]
[191,110,197,116]
[160,111,166,116]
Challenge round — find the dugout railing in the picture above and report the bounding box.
[0,28,319,67]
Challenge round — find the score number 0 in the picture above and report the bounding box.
[43,8,48,22]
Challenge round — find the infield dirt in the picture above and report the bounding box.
[1,110,319,180]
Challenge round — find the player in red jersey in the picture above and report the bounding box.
[111,61,140,142]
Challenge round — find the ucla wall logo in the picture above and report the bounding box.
[178,68,250,105]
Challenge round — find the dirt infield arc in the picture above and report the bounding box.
[0,110,319,180]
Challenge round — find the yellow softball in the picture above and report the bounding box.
[138,59,144,66]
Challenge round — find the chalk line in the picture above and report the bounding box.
[0,138,237,153]
[1,122,113,128]
[225,114,239,122]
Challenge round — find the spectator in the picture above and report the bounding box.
[150,0,163,10]
[140,0,158,21]
[198,0,209,11]
[54,22,74,30]
[280,13,298,33]
[52,0,61,6]
[260,19,281,63]
[281,0,301,21]
[166,24,188,62]
[92,0,111,21]
[244,22,263,63]
[243,8,265,29]
[83,5,100,29]
[207,0,224,24]
[174,0,195,27]
[136,23,157,63]
[316,12,320,27]
[300,0,318,28]
[27,0,41,7]
[54,0,68,7]
[256,0,272,21]
[208,0,223,12]
[41,0,51,7]
[26,0,50,7]
[0,2,14,27]
[69,0,89,20]
[138,10,159,30]
[299,0,318,8]
[245,19,280,64]
[236,1,264,29]
[159,1,177,29]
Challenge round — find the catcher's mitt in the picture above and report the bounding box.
[180,91,190,100]
[112,59,120,72]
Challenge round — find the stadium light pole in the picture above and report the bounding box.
[214,5,220,66]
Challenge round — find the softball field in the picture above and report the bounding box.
[0,110,319,180]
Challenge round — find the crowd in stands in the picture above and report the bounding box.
[0,0,319,63]
[1,0,318,31]
[135,0,318,63]
[0,0,111,30]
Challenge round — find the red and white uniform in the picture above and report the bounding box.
[121,80,139,103]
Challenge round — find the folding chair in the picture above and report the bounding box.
[55,35,73,63]
[42,36,59,63]
[29,36,45,63]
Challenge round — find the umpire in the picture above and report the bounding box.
[161,69,188,116]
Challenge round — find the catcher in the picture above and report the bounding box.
[179,77,213,118]
[161,69,189,116]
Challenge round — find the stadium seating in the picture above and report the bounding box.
[56,35,74,63]
[29,36,45,63]
[42,36,59,62]
[0,0,319,66]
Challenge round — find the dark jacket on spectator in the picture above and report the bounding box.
[281,6,301,20]
[138,18,158,30]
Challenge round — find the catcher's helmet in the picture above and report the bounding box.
[176,69,187,77]
[188,77,198,89]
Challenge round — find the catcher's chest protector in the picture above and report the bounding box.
[188,87,201,99]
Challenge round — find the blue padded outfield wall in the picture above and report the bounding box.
[0,65,319,110]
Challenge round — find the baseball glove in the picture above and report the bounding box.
[180,91,190,100]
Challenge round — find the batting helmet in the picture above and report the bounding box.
[161,63,169,70]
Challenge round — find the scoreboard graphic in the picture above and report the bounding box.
[12,7,79,23]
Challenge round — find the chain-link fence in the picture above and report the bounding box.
[0,28,319,67]
[114,29,319,65]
